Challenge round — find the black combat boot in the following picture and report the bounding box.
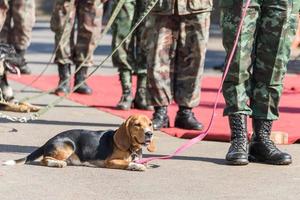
[226,114,249,165]
[174,106,204,130]
[15,49,31,74]
[74,66,93,95]
[116,71,133,110]
[54,63,71,95]
[133,74,153,110]
[249,119,292,165]
[152,106,169,130]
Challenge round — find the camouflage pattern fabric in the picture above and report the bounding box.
[111,0,147,77]
[221,0,300,120]
[0,0,9,30]
[146,12,211,107]
[51,0,103,67]
[0,0,35,51]
[149,0,212,15]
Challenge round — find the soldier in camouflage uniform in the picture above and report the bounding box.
[0,0,35,74]
[112,0,152,110]
[51,0,106,95]
[146,0,212,130]
[221,0,300,165]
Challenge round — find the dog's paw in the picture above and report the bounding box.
[127,162,146,171]
[58,162,67,168]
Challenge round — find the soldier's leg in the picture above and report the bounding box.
[251,1,298,120]
[74,0,103,95]
[112,0,136,110]
[147,15,179,130]
[132,1,152,111]
[10,0,35,51]
[173,13,210,131]
[0,0,11,43]
[9,0,36,74]
[0,0,9,30]
[248,0,298,165]
[221,0,260,117]
[51,0,76,95]
[220,0,260,165]
[0,1,16,100]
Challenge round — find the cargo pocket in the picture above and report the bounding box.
[188,0,212,11]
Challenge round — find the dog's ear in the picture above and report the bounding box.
[147,138,156,152]
[114,118,131,151]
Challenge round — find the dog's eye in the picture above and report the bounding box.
[149,123,152,126]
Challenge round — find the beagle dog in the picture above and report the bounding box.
[3,114,155,171]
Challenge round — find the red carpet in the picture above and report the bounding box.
[9,74,300,144]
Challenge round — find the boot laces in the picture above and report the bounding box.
[153,108,167,120]
[153,111,164,119]
[256,121,280,154]
[232,137,247,152]
[260,134,280,154]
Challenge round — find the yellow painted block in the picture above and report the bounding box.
[270,131,289,145]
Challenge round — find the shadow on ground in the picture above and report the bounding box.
[143,154,227,165]
[0,144,37,153]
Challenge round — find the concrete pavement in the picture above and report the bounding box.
[0,21,300,200]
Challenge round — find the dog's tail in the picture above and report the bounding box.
[2,146,44,166]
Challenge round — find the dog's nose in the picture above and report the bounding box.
[145,131,153,137]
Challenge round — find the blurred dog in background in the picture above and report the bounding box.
[0,43,40,112]
[0,43,24,101]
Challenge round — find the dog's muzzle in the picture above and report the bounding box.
[144,131,153,145]
[0,43,24,75]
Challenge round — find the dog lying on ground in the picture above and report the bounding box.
[3,114,156,171]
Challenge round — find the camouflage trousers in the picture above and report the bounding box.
[147,12,211,107]
[51,0,103,67]
[221,0,300,120]
[0,0,8,30]
[111,0,147,76]
[0,0,36,51]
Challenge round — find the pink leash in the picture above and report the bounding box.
[137,0,252,164]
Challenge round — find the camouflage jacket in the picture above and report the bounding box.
[150,0,213,15]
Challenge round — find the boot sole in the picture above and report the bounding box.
[115,102,133,110]
[73,90,92,95]
[54,90,70,96]
[249,155,292,165]
[226,159,249,166]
